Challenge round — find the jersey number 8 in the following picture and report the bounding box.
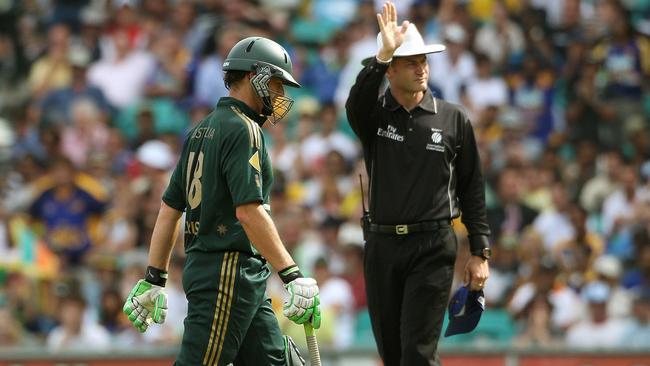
[186,151,204,209]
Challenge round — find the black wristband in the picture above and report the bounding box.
[278,264,303,285]
[144,266,168,287]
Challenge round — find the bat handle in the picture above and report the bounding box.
[304,323,322,366]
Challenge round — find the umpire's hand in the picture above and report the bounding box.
[464,256,490,291]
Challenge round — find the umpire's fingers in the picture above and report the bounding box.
[465,254,489,291]
[469,268,488,291]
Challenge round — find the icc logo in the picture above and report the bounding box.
[431,132,442,144]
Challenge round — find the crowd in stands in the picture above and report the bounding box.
[0,0,649,353]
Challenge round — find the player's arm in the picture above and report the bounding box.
[223,121,321,328]
[236,202,293,270]
[123,151,186,333]
[236,202,320,328]
[122,202,181,333]
[147,201,183,270]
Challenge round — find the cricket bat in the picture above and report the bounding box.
[304,323,321,366]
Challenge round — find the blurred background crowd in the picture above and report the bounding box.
[0,0,649,354]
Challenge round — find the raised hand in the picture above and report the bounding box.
[376,1,410,59]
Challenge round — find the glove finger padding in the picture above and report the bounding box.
[310,299,321,329]
[283,277,320,326]
[125,299,151,333]
[123,279,168,332]
[152,292,168,324]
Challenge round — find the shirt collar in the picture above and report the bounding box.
[217,97,267,125]
[383,88,438,114]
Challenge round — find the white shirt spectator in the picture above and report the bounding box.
[87,51,155,109]
[194,55,228,106]
[46,321,111,351]
[509,283,583,330]
[428,50,476,104]
[464,75,508,111]
[474,21,525,66]
[549,286,584,329]
[319,276,355,349]
[601,189,638,237]
[300,132,357,168]
[566,317,629,348]
[334,33,376,111]
[533,210,575,251]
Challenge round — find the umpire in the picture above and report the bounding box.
[345,2,490,365]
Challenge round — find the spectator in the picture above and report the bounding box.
[533,183,575,251]
[0,300,38,346]
[552,204,604,288]
[193,24,247,106]
[87,29,155,109]
[621,287,650,348]
[300,103,357,174]
[590,0,650,147]
[580,149,623,214]
[144,27,190,100]
[593,255,634,319]
[338,222,366,312]
[566,281,628,348]
[98,288,127,335]
[462,53,508,119]
[301,32,348,104]
[508,55,557,144]
[313,257,355,350]
[170,1,212,56]
[60,98,110,167]
[27,24,72,99]
[474,1,525,68]
[40,45,111,128]
[484,238,518,308]
[29,157,108,267]
[509,258,583,334]
[428,22,475,104]
[564,52,614,147]
[601,163,640,239]
[487,168,538,242]
[46,293,111,351]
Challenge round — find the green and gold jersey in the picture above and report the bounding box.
[162,97,273,254]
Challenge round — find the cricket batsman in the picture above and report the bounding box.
[122,36,320,366]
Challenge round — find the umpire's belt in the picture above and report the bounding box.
[367,220,450,235]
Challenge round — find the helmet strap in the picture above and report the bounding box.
[250,64,294,125]
[251,64,274,117]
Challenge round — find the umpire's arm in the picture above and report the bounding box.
[455,111,491,251]
[345,58,388,141]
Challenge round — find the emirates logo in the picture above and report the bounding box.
[432,132,442,143]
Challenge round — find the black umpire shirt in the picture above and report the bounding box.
[345,58,490,251]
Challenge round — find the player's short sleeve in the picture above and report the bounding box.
[162,158,186,211]
[222,122,263,207]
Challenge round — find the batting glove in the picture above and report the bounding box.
[123,267,168,333]
[279,265,321,329]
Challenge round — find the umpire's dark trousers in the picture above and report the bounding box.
[364,225,457,366]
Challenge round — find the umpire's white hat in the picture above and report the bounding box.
[363,23,445,65]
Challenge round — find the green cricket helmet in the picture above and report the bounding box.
[223,36,301,88]
[222,37,300,124]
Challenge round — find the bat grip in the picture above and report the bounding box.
[304,323,322,366]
